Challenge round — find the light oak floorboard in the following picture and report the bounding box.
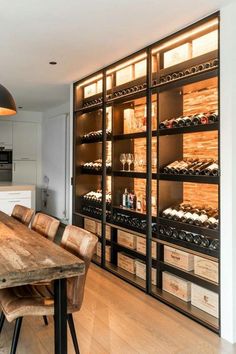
[0,264,235,354]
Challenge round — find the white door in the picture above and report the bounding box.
[42,114,68,221]
[0,121,12,148]
[13,161,37,184]
[13,122,37,160]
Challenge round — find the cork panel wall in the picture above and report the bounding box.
[183,77,218,116]
[183,183,218,209]
[133,178,157,215]
[183,77,218,207]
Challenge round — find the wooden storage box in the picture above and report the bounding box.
[117,252,136,274]
[162,272,191,302]
[96,222,111,240]
[136,236,157,259]
[116,65,133,86]
[163,43,191,68]
[191,283,219,318]
[164,246,194,271]
[117,230,136,249]
[84,218,96,234]
[96,242,111,261]
[194,256,219,283]
[135,260,157,285]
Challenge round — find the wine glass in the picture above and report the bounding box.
[120,153,126,171]
[126,153,134,172]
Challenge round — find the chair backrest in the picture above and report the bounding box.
[31,213,60,242]
[61,225,98,310]
[11,204,35,227]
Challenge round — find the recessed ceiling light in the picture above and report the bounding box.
[49,61,57,65]
[18,106,23,109]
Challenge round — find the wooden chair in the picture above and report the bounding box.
[11,204,34,227]
[0,225,98,354]
[31,212,60,242]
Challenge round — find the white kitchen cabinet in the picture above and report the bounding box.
[0,190,33,215]
[13,122,37,160]
[0,121,13,149]
[13,161,37,184]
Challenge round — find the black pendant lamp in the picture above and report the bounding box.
[0,84,16,115]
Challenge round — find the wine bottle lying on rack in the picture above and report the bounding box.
[82,159,112,172]
[162,158,219,176]
[161,203,219,229]
[112,212,147,232]
[158,224,220,251]
[82,190,111,205]
[159,111,218,130]
[81,129,111,143]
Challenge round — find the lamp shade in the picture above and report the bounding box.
[0,84,16,115]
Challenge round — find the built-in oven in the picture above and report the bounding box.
[0,149,12,164]
[0,150,12,181]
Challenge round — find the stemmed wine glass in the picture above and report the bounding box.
[126,153,134,172]
[120,153,127,171]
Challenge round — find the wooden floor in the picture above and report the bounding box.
[0,264,235,354]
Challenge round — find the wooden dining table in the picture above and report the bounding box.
[0,211,85,354]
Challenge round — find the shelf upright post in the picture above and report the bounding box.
[101,70,107,268]
[146,47,152,293]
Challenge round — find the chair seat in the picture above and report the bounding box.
[0,284,77,322]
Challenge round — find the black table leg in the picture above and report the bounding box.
[54,278,67,354]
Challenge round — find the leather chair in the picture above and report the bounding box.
[0,225,98,354]
[31,212,60,242]
[11,204,34,227]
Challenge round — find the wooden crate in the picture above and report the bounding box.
[84,218,96,234]
[136,236,157,259]
[191,283,219,318]
[117,252,136,274]
[117,230,136,249]
[135,260,157,285]
[194,256,219,283]
[164,245,194,271]
[96,242,111,261]
[162,272,191,302]
[96,222,111,240]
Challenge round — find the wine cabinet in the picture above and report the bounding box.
[73,13,220,332]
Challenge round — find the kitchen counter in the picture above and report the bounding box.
[0,183,35,192]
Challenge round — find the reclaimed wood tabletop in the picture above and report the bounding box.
[0,211,85,289]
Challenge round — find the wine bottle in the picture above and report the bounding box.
[185,232,194,243]
[122,188,129,208]
[193,234,202,245]
[163,160,181,174]
[180,159,199,175]
[182,116,192,126]
[172,229,179,239]
[172,117,185,128]
[200,237,210,248]
[178,230,187,240]
[202,162,219,176]
[159,224,166,235]
[159,118,175,129]
[209,239,219,250]
[207,112,218,123]
[165,226,173,237]
[194,159,214,175]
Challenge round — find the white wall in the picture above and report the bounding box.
[1,110,42,209]
[220,0,236,343]
[42,102,70,222]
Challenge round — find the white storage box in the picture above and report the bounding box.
[117,252,136,274]
[117,230,136,249]
[84,218,96,234]
[164,246,194,271]
[136,236,157,259]
[162,272,191,302]
[194,256,219,283]
[191,283,219,318]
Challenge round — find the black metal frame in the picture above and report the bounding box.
[72,12,220,334]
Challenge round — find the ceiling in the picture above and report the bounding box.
[0,0,231,112]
